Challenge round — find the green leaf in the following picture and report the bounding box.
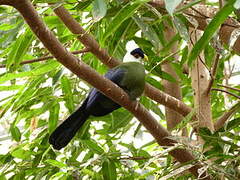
[0,85,23,91]
[6,28,34,69]
[10,125,21,142]
[75,0,93,11]
[0,174,7,180]
[173,109,195,130]
[226,118,240,131]
[92,0,107,22]
[173,16,189,41]
[108,109,133,133]
[49,172,66,179]
[81,139,104,154]
[45,159,67,168]
[103,0,148,41]
[164,0,183,15]
[11,148,32,159]
[48,102,60,133]
[180,46,188,66]
[188,1,235,66]
[61,75,75,113]
[0,61,60,84]
[102,159,117,180]
[133,15,161,50]
[160,71,176,82]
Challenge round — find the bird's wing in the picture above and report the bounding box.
[104,67,127,85]
[85,67,127,112]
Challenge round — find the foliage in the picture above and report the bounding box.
[0,0,240,179]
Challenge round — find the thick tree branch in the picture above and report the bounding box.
[1,0,210,178]
[52,5,194,120]
[0,49,90,68]
[0,0,11,5]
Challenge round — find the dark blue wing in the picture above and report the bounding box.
[85,67,126,116]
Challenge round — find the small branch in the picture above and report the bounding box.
[190,6,209,19]
[211,88,240,100]
[214,102,240,130]
[52,5,195,121]
[119,156,150,161]
[217,84,240,93]
[206,54,220,94]
[149,50,181,73]
[0,49,90,68]
[6,1,210,178]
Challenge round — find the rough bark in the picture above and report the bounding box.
[190,30,214,132]
[0,0,211,178]
[52,5,195,120]
[149,1,240,55]
[161,25,187,135]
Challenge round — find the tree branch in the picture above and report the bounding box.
[206,54,220,94]
[214,102,240,131]
[217,84,240,93]
[0,49,90,68]
[0,0,11,5]
[211,88,240,100]
[4,0,210,178]
[149,1,240,55]
[52,5,194,120]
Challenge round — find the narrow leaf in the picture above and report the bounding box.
[102,159,117,180]
[10,125,21,142]
[104,0,148,40]
[6,28,34,69]
[45,159,67,168]
[133,15,161,50]
[11,148,32,159]
[188,1,235,66]
[61,75,74,113]
[81,139,104,154]
[0,61,60,84]
[48,102,60,133]
[92,0,107,22]
[164,0,183,15]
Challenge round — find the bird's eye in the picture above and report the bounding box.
[133,53,140,58]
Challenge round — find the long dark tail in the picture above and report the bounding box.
[49,100,90,150]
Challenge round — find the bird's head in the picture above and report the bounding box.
[123,40,148,63]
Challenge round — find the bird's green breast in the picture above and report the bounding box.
[116,62,145,100]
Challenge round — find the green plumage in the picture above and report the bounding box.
[49,47,146,150]
[117,62,145,100]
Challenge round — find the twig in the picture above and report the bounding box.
[211,88,240,100]
[217,84,240,93]
[214,102,240,130]
[0,48,90,68]
[149,50,181,73]
[190,7,209,19]
[119,156,150,161]
[206,54,220,94]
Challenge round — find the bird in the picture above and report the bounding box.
[49,41,147,150]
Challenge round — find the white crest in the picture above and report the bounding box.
[123,40,141,62]
[125,40,139,52]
